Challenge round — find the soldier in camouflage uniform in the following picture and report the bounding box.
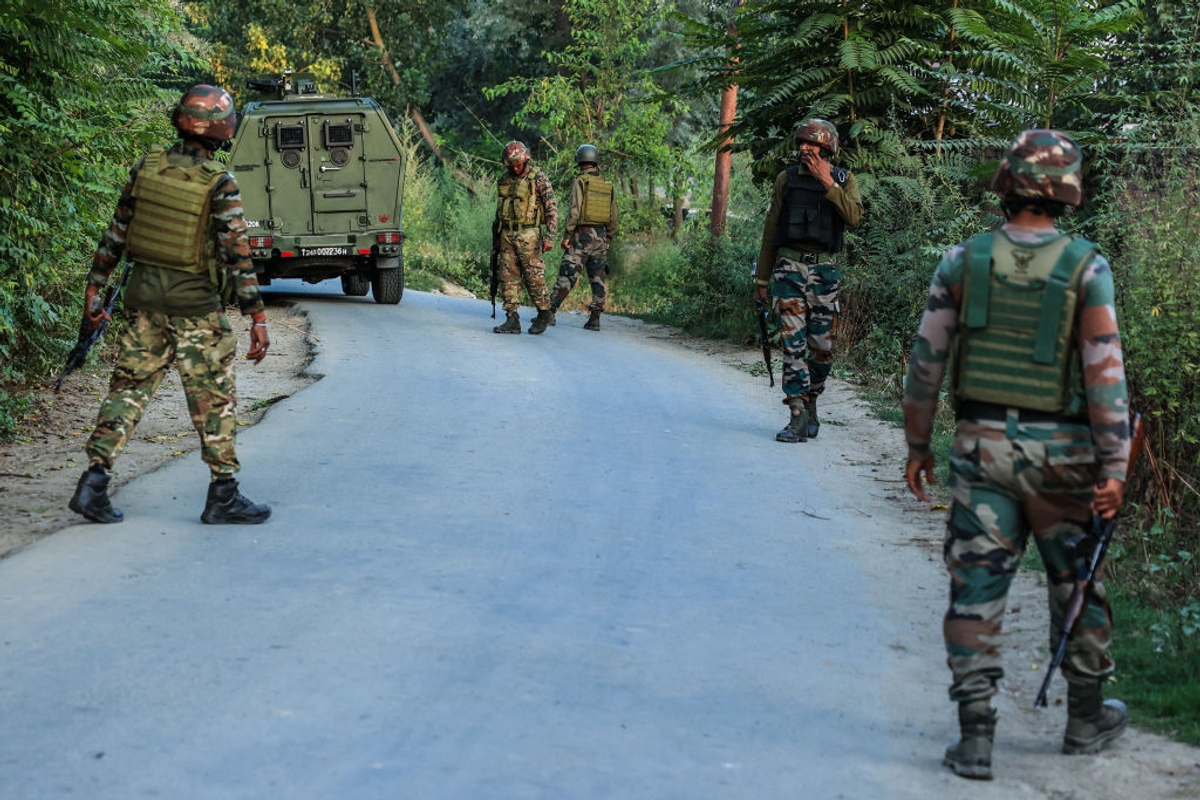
[754,119,862,442]
[69,84,272,526]
[902,129,1131,780]
[548,143,619,332]
[492,141,559,335]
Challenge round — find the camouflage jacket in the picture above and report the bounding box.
[902,223,1130,481]
[89,141,264,318]
[755,163,862,283]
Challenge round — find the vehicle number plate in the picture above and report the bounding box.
[299,245,350,257]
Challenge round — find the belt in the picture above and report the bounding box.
[956,401,1073,424]
[500,223,540,232]
[778,246,829,264]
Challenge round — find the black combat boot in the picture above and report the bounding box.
[1063,683,1128,755]
[943,700,996,780]
[69,465,124,524]
[201,478,271,525]
[804,395,820,439]
[775,401,808,443]
[528,309,554,335]
[493,311,521,334]
[584,310,601,331]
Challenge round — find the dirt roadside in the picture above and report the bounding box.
[1,299,1198,796]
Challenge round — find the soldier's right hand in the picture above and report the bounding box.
[245,318,270,364]
[83,284,109,332]
[753,284,769,304]
[905,455,936,502]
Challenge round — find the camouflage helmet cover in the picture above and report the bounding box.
[174,84,238,142]
[575,143,599,165]
[502,141,531,166]
[990,129,1083,207]
[795,118,838,156]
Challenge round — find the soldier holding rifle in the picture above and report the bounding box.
[902,130,1132,780]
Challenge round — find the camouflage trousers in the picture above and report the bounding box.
[944,415,1113,703]
[497,228,550,313]
[771,256,840,403]
[85,309,241,480]
[551,226,610,312]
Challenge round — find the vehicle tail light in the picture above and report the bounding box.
[249,235,274,249]
[375,231,403,245]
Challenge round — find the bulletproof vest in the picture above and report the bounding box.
[578,173,614,227]
[774,165,848,252]
[126,146,225,275]
[497,170,545,227]
[952,231,1096,416]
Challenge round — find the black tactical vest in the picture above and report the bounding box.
[774,165,848,252]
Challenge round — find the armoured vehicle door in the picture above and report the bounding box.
[260,113,368,237]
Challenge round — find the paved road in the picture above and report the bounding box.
[0,288,1037,799]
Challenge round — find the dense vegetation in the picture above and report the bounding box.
[3,0,1199,741]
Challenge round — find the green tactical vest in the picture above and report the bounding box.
[951,231,1096,416]
[578,173,614,227]
[126,146,225,275]
[497,171,545,227]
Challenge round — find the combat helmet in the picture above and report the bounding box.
[173,84,238,142]
[990,129,1083,207]
[575,143,599,165]
[502,141,531,167]
[795,118,838,156]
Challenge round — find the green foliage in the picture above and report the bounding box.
[399,125,495,297]
[839,140,993,394]
[0,0,192,435]
[1085,116,1200,600]
[1109,586,1200,746]
[485,0,675,180]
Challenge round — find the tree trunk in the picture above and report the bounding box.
[709,0,743,238]
[366,7,448,166]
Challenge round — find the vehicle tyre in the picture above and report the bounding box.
[371,254,404,305]
[341,271,370,296]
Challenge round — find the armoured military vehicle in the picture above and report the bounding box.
[226,70,406,304]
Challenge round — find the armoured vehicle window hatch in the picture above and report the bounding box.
[228,70,406,304]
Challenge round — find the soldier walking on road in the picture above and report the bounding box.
[492,141,559,335]
[548,144,619,332]
[69,84,272,526]
[754,119,862,443]
[902,129,1131,780]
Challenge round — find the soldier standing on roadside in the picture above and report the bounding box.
[754,119,862,443]
[69,84,272,526]
[548,143,619,332]
[492,141,559,335]
[903,129,1131,780]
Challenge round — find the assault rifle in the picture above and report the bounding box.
[755,296,774,387]
[753,263,774,387]
[489,221,500,319]
[55,262,132,391]
[1034,412,1145,708]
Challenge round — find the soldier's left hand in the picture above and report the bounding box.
[542,238,554,253]
[245,324,270,364]
[1092,478,1126,521]
[561,237,571,250]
